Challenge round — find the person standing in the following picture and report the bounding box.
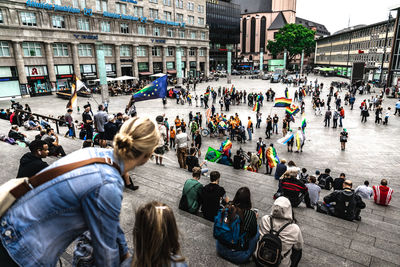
[256,112,262,129]
[194,130,202,157]
[383,107,391,125]
[273,114,279,134]
[169,126,176,149]
[175,128,189,169]
[282,118,288,136]
[94,104,108,148]
[154,116,167,166]
[340,129,348,150]
[265,115,273,139]
[349,94,356,110]
[324,108,332,127]
[361,105,369,123]
[82,104,94,140]
[201,171,228,222]
[247,116,253,141]
[339,107,345,127]
[64,109,75,138]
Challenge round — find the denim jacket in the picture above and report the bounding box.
[0,148,128,267]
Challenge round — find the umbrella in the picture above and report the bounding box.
[150,73,167,78]
[93,77,117,82]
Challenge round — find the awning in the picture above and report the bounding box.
[139,72,152,76]
[167,70,177,74]
[93,77,116,82]
[150,73,167,78]
[113,76,138,81]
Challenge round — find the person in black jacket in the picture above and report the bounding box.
[104,115,118,145]
[323,180,365,221]
[318,168,334,190]
[8,125,30,145]
[233,150,245,169]
[278,171,313,208]
[333,173,346,191]
[274,159,287,180]
[16,140,49,178]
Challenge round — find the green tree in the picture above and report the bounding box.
[267,24,316,66]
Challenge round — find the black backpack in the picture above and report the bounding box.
[256,217,292,267]
[318,175,332,190]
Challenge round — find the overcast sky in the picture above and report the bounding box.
[296,0,399,34]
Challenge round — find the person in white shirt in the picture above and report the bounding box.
[305,176,321,207]
[355,180,373,199]
[154,116,167,166]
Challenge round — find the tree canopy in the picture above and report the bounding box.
[267,24,316,64]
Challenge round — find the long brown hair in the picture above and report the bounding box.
[132,201,185,267]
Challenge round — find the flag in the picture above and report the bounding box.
[258,147,263,159]
[302,89,306,97]
[285,105,300,116]
[296,132,301,151]
[205,108,212,123]
[274,97,292,107]
[76,77,89,92]
[277,133,294,145]
[133,75,167,102]
[266,147,280,168]
[205,147,222,163]
[253,102,259,112]
[301,116,307,132]
[219,139,232,156]
[229,85,235,95]
[204,91,210,97]
[66,81,77,109]
[285,89,289,99]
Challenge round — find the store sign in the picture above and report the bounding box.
[82,72,96,77]
[26,0,92,16]
[59,74,73,78]
[151,39,166,44]
[29,76,45,80]
[154,19,185,28]
[73,34,98,40]
[120,0,138,4]
[103,11,185,28]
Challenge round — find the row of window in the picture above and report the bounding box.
[0,41,206,58]
[316,53,390,63]
[317,38,394,54]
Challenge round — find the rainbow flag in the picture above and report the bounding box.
[277,133,294,145]
[285,105,300,115]
[219,139,232,156]
[302,89,306,97]
[229,85,235,95]
[266,147,280,168]
[204,91,210,97]
[257,147,263,159]
[253,102,259,112]
[274,97,292,107]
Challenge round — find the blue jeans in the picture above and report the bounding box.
[247,128,252,141]
[216,231,260,264]
[273,123,278,134]
[339,116,343,127]
[201,168,209,174]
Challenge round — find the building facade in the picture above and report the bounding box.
[206,0,240,71]
[315,19,395,83]
[232,0,329,70]
[0,0,209,99]
[388,6,400,87]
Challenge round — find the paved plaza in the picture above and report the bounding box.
[0,75,399,266]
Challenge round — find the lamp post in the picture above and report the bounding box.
[227,44,232,84]
[260,48,264,76]
[95,42,109,104]
[379,12,392,85]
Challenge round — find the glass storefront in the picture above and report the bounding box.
[25,66,51,96]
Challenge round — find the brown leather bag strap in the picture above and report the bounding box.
[10,157,121,199]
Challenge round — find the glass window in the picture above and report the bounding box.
[138,25,146,35]
[197,5,204,13]
[120,45,131,57]
[190,31,196,39]
[167,47,174,56]
[96,0,107,11]
[199,48,205,56]
[73,0,79,8]
[116,3,126,14]
[102,0,107,11]
[149,9,158,19]
[176,13,183,23]
[80,0,86,8]
[0,10,3,23]
[167,28,174,37]
[53,43,69,57]
[22,42,42,57]
[101,21,111,32]
[149,0,157,3]
[0,41,10,57]
[178,29,185,38]
[95,0,101,11]
[52,15,65,29]
[77,18,90,31]
[164,11,172,21]
[134,7,143,17]
[102,45,113,56]
[152,46,161,56]
[120,23,129,33]
[153,27,160,36]
[198,17,204,26]
[137,46,147,56]
[138,62,149,71]
[189,47,196,56]
[78,44,92,57]
[163,0,171,6]
[176,0,183,8]
[200,32,205,40]
[187,2,194,11]
[20,12,37,26]
[188,16,194,25]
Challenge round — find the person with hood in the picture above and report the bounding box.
[278,171,313,208]
[372,179,393,206]
[256,197,303,267]
[16,140,49,178]
[323,180,366,221]
[340,128,348,150]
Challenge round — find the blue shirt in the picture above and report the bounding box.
[0,148,128,266]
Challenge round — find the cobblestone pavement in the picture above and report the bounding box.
[0,74,399,266]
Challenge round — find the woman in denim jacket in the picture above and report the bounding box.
[0,117,160,266]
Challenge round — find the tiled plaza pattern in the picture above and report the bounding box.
[0,75,399,266]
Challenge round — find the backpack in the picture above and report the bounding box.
[178,182,197,211]
[213,207,246,250]
[299,173,308,184]
[333,111,339,120]
[318,175,332,190]
[255,217,292,266]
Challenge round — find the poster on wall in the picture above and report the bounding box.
[20,84,28,95]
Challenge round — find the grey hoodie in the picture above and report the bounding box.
[258,197,303,267]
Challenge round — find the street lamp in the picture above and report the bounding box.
[379,12,393,85]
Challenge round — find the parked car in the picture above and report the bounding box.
[270,73,281,83]
[261,73,272,80]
